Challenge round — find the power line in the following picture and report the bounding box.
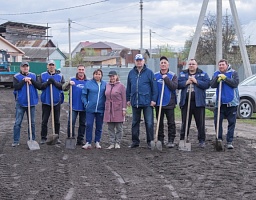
[0,0,109,15]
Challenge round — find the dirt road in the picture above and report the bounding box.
[1,87,256,200]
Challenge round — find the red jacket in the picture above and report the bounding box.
[103,81,126,122]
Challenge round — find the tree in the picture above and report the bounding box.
[184,12,238,65]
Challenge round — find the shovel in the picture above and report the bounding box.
[179,84,192,151]
[46,83,59,145]
[65,85,76,149]
[151,79,165,151]
[26,82,40,150]
[214,80,224,151]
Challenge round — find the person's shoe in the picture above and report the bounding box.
[82,142,92,149]
[95,142,101,149]
[227,142,234,149]
[166,142,175,148]
[129,143,139,148]
[56,139,61,144]
[40,139,46,144]
[76,141,85,146]
[107,144,115,149]
[147,142,151,149]
[115,143,121,149]
[12,143,19,147]
[199,141,206,148]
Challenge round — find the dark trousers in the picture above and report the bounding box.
[41,103,61,140]
[131,106,154,145]
[214,105,237,143]
[180,101,206,142]
[67,110,86,142]
[155,107,176,143]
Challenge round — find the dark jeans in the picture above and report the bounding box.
[131,106,154,145]
[180,101,206,142]
[214,105,237,143]
[41,103,61,140]
[67,110,86,142]
[155,107,176,143]
[85,112,104,144]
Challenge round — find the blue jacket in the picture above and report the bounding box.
[70,77,88,111]
[40,71,64,106]
[210,67,239,107]
[81,79,106,113]
[178,68,210,107]
[126,65,158,107]
[154,71,177,107]
[13,72,39,107]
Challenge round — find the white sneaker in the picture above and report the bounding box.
[107,144,115,149]
[95,142,101,149]
[82,142,92,149]
[115,143,120,149]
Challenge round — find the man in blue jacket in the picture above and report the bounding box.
[63,64,88,145]
[39,60,65,144]
[210,59,239,149]
[126,54,158,148]
[155,56,178,148]
[178,58,210,148]
[12,62,41,147]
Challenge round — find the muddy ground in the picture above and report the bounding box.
[1,87,256,200]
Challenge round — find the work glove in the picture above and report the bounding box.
[47,78,55,84]
[217,74,226,82]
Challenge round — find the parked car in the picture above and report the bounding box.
[205,74,256,119]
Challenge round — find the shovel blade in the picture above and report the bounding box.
[46,134,59,145]
[214,139,223,151]
[178,140,191,151]
[27,140,40,150]
[65,138,76,149]
[156,141,162,151]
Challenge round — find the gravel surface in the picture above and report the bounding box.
[1,87,256,200]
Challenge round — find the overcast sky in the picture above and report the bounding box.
[1,0,256,53]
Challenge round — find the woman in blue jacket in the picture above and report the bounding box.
[81,69,106,149]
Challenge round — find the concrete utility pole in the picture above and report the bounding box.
[188,0,252,77]
[68,18,72,68]
[149,29,155,58]
[140,0,143,53]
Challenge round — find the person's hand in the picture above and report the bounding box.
[127,101,131,107]
[122,110,126,116]
[151,101,156,107]
[186,79,192,85]
[218,74,226,80]
[48,78,55,84]
[24,77,32,84]
[189,76,197,84]
[70,81,75,85]
[162,74,167,79]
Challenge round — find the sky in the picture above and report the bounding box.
[1,0,256,53]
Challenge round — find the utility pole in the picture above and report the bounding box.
[140,0,143,54]
[68,18,72,68]
[149,29,155,58]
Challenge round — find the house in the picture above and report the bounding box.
[0,36,24,62]
[0,21,49,45]
[71,41,95,58]
[15,39,56,48]
[19,47,67,68]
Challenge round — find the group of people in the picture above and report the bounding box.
[12,54,239,150]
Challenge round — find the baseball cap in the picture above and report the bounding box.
[135,54,144,60]
[47,60,55,65]
[108,70,117,76]
[20,61,29,67]
[160,56,168,61]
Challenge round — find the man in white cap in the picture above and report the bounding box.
[39,60,65,144]
[126,54,158,149]
[12,62,41,147]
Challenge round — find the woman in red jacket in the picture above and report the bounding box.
[103,71,126,149]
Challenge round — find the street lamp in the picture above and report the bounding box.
[149,29,155,58]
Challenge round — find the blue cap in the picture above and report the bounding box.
[135,54,144,60]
